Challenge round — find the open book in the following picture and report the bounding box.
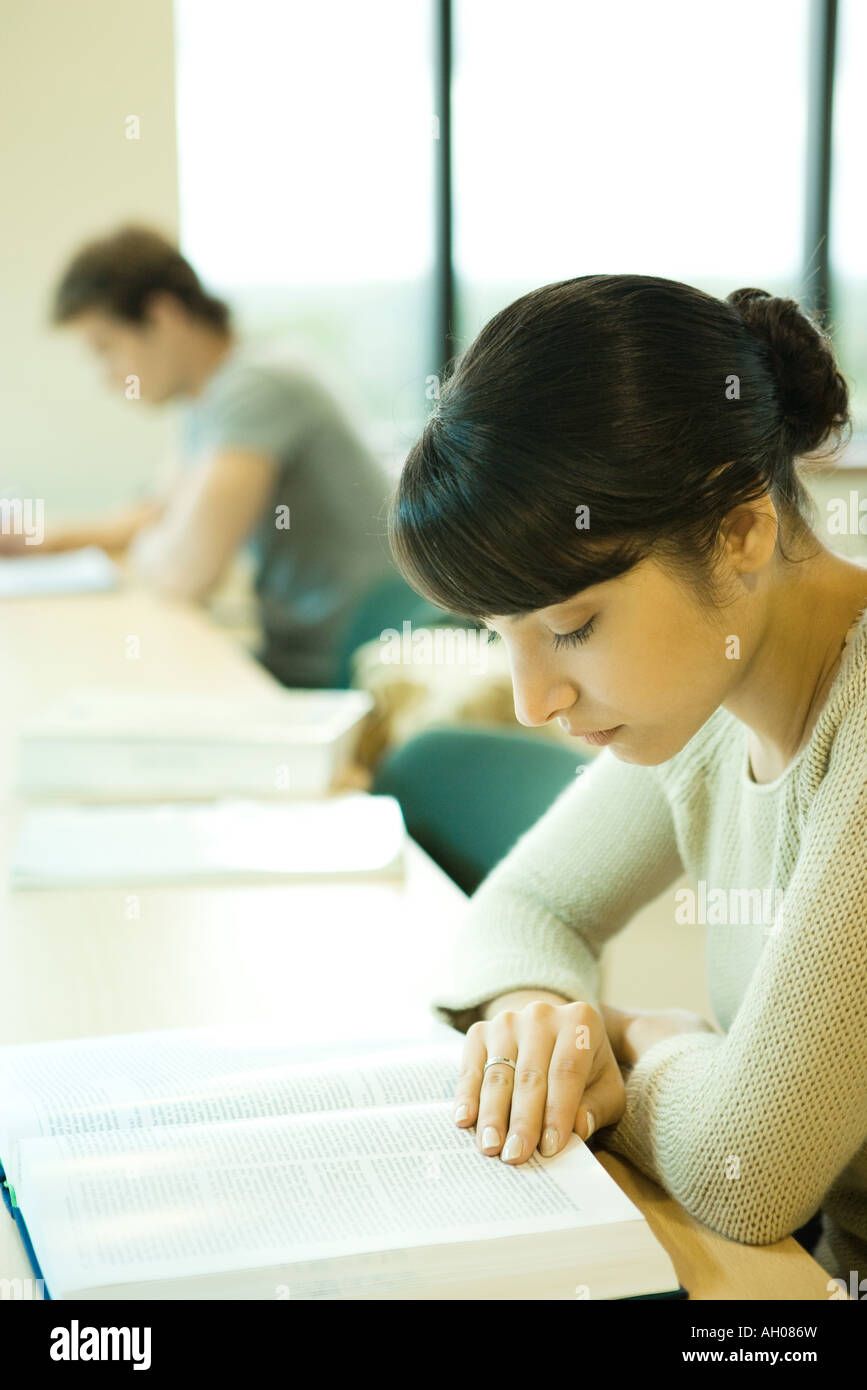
[0,1025,686,1300]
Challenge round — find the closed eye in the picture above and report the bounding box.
[482,617,598,648]
[552,616,597,649]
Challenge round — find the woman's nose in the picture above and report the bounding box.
[512,671,575,729]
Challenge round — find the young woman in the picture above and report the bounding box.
[389,274,867,1281]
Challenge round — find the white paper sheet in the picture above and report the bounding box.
[0,546,118,597]
[10,794,405,886]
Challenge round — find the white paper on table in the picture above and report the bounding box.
[10,794,405,887]
[0,546,118,597]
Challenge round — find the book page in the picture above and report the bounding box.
[16,1100,642,1298]
[0,1025,463,1189]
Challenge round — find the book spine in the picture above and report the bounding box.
[11,1205,51,1300]
[2,1165,52,1298]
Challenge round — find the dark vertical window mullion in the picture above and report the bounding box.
[433,0,456,379]
[802,0,838,322]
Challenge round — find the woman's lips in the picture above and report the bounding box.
[571,725,622,745]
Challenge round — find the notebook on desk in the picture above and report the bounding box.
[0,1025,687,1300]
[0,546,118,597]
[10,793,405,887]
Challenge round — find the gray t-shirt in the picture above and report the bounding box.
[181,341,393,687]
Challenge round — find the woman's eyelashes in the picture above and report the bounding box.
[482,617,597,648]
[552,615,597,649]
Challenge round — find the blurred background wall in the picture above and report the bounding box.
[2,0,865,1015]
[0,0,180,513]
[2,0,866,528]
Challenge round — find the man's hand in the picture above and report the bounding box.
[0,531,32,556]
[0,498,165,558]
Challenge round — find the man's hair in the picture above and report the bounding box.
[51,225,231,330]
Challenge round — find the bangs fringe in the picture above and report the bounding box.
[389,440,654,620]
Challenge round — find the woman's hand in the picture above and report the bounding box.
[453,998,627,1164]
[599,1002,719,1068]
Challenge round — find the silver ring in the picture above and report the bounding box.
[484,1055,517,1074]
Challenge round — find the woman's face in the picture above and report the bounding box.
[484,554,747,766]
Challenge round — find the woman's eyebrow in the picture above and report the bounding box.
[486,591,602,629]
[542,595,600,621]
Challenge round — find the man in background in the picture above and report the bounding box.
[8,225,395,688]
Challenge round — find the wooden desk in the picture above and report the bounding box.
[0,587,837,1298]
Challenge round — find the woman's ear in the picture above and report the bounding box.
[720,495,779,578]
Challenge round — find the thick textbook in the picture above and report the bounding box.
[0,1025,687,1301]
[17,686,374,799]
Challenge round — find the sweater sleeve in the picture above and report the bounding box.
[428,745,685,1031]
[597,732,867,1246]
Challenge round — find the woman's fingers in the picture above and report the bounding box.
[451,1002,625,1165]
[497,1004,558,1164]
[572,1071,625,1142]
[474,1012,522,1155]
[536,1002,598,1156]
[452,1021,489,1129]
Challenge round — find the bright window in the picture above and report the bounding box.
[453,0,810,344]
[174,0,436,466]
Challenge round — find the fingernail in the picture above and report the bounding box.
[540,1126,559,1156]
[502,1133,523,1162]
[481,1126,500,1150]
[454,1104,469,1123]
[584,1110,596,1140]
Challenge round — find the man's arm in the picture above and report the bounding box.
[127,447,276,601]
[0,497,167,557]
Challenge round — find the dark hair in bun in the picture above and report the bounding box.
[725,286,851,465]
[390,274,853,622]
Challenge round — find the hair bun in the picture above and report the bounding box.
[726,286,851,459]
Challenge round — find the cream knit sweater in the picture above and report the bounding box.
[430,611,867,1281]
